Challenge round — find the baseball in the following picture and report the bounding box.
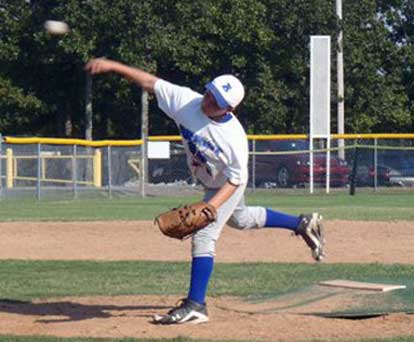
[44,20,70,35]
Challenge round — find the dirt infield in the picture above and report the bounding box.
[0,220,413,340]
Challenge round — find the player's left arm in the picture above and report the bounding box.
[207,181,239,209]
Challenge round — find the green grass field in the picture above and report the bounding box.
[0,261,412,304]
[0,191,413,342]
[0,260,413,342]
[0,191,414,221]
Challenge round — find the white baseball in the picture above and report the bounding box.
[44,20,70,35]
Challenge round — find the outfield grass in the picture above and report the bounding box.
[0,191,413,221]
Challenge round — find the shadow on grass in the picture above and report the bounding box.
[0,299,170,323]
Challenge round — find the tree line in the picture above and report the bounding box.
[0,0,413,139]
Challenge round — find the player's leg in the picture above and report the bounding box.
[227,198,325,261]
[153,185,246,325]
[227,196,300,230]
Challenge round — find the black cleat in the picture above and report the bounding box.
[153,298,209,325]
[295,213,326,261]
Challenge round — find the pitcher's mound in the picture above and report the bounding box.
[0,295,413,341]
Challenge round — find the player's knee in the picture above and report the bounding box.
[192,243,216,257]
[227,214,250,230]
[191,234,217,257]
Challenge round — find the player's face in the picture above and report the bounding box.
[201,91,231,119]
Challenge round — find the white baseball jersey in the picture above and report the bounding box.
[154,79,248,189]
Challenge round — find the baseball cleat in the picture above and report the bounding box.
[152,298,209,325]
[295,213,326,261]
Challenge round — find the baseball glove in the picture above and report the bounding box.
[154,202,217,240]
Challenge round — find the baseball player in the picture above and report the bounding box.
[85,58,325,325]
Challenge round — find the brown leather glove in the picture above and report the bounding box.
[154,202,217,240]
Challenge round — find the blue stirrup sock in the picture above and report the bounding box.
[188,256,214,305]
[265,208,301,231]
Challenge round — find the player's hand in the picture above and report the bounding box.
[85,58,116,75]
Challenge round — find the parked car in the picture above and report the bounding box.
[379,150,414,186]
[353,163,394,187]
[252,140,350,188]
[349,148,414,187]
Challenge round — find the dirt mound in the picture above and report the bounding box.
[0,295,412,341]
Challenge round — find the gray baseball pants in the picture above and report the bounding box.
[192,184,267,257]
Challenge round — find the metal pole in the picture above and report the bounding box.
[374,138,378,191]
[140,90,149,198]
[85,74,93,187]
[310,138,314,194]
[37,143,42,200]
[337,0,345,160]
[0,133,2,200]
[85,73,93,141]
[252,139,256,192]
[73,144,78,199]
[107,145,112,199]
[326,138,331,194]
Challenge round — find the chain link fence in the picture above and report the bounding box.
[1,135,413,199]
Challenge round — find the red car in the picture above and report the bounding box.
[251,140,350,188]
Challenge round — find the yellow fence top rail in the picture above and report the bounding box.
[4,133,414,146]
[247,133,414,140]
[4,137,143,146]
[148,135,182,142]
[247,134,307,140]
[332,133,414,139]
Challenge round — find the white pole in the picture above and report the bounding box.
[37,143,41,200]
[140,90,149,198]
[107,146,112,198]
[0,133,2,199]
[72,144,78,199]
[326,138,331,194]
[374,138,378,191]
[310,139,314,194]
[337,0,345,159]
[252,139,256,192]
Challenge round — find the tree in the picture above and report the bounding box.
[379,0,414,132]
[0,2,45,134]
[342,0,411,132]
[0,0,412,137]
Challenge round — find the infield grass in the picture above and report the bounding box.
[0,191,414,221]
[0,260,412,303]
[0,261,413,342]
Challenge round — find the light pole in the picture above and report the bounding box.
[85,73,93,140]
[84,72,93,193]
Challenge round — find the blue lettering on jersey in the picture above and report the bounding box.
[188,140,207,163]
[179,125,223,157]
